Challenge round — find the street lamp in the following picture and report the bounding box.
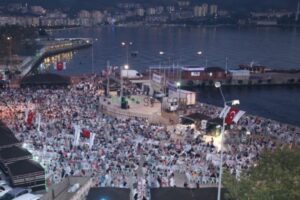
[215,81,240,200]
[120,64,130,108]
[121,41,133,65]
[91,38,98,74]
[6,36,12,71]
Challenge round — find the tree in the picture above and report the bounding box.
[224,147,300,200]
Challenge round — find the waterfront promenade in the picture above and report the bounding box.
[15,38,92,77]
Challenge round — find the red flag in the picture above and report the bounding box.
[82,129,90,138]
[56,62,63,71]
[225,107,239,125]
[27,111,35,125]
[55,62,66,71]
[225,107,245,125]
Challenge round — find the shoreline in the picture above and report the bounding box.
[43,23,300,31]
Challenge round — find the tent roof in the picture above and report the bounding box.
[0,122,20,149]
[0,146,32,162]
[7,159,44,177]
[20,73,70,87]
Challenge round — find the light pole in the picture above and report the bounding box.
[121,41,133,66]
[197,51,202,66]
[106,60,110,97]
[215,81,240,200]
[176,81,181,109]
[91,38,98,74]
[225,57,228,74]
[6,36,12,71]
[120,64,129,107]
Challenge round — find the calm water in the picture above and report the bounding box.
[45,26,300,126]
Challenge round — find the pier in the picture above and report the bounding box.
[146,66,300,91]
[19,38,92,77]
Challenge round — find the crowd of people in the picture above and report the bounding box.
[0,76,299,200]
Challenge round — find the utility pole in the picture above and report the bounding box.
[225,57,228,74]
[6,37,12,71]
[106,60,110,97]
[296,0,300,22]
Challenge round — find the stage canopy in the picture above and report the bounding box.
[20,73,71,87]
[0,146,32,164]
[0,122,21,149]
[7,159,45,191]
[86,187,130,200]
[150,187,225,200]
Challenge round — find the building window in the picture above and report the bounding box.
[191,72,200,76]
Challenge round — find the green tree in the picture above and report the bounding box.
[224,147,300,200]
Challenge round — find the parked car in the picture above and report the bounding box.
[0,188,31,200]
[0,186,12,198]
[13,193,42,200]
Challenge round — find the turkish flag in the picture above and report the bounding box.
[82,129,91,138]
[225,107,239,125]
[56,62,64,71]
[27,111,35,125]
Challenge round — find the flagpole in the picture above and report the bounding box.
[106,60,110,97]
[215,81,226,200]
[215,82,241,200]
[217,102,226,200]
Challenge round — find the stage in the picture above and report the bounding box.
[99,95,169,124]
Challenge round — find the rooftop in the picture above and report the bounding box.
[0,146,32,163]
[0,122,21,149]
[7,159,44,177]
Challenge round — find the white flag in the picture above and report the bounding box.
[89,133,95,149]
[233,110,246,123]
[24,108,29,122]
[73,125,81,146]
[219,105,231,119]
[37,113,41,132]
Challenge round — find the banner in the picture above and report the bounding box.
[152,73,162,84]
[167,81,177,92]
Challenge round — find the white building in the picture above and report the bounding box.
[210,5,218,16]
[78,10,91,19]
[178,1,190,7]
[30,6,46,15]
[0,15,40,27]
[136,8,145,17]
[91,10,104,24]
[194,6,203,17]
[202,3,208,17]
[146,8,156,15]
